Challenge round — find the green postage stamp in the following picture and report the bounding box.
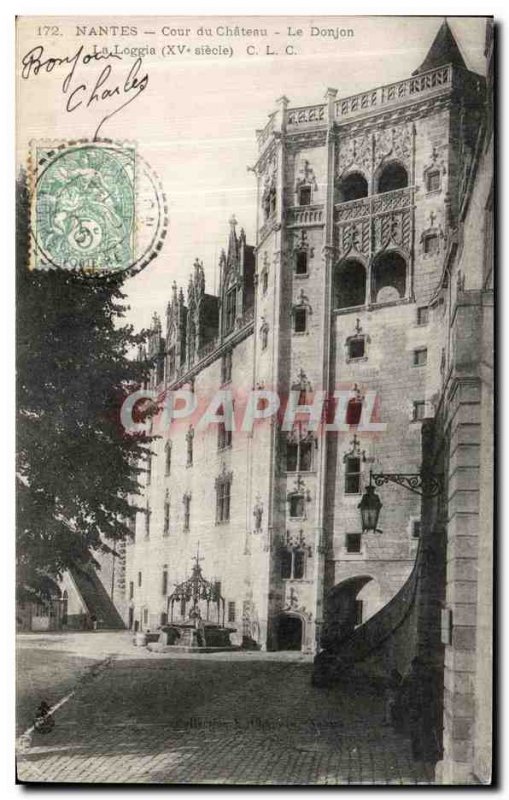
[29,140,167,275]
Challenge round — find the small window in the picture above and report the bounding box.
[146,455,152,486]
[162,567,168,595]
[143,608,148,625]
[221,350,233,384]
[183,495,191,530]
[214,581,222,601]
[138,572,142,587]
[346,533,362,553]
[262,270,269,294]
[163,495,170,536]
[426,170,441,193]
[346,398,363,426]
[216,478,231,523]
[228,601,236,623]
[294,308,307,334]
[299,441,313,472]
[298,185,312,206]
[186,428,194,467]
[286,442,299,472]
[355,600,363,626]
[423,233,439,255]
[180,597,186,618]
[345,457,361,494]
[129,581,134,599]
[261,325,269,350]
[417,307,429,326]
[293,550,305,579]
[348,337,365,360]
[289,495,305,518]
[413,401,426,421]
[295,251,308,275]
[165,442,172,477]
[281,549,292,579]
[412,520,421,539]
[413,348,427,367]
[144,504,150,539]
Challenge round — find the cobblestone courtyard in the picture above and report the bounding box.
[17,633,434,785]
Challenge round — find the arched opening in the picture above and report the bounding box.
[337,172,368,203]
[277,614,303,651]
[372,252,407,303]
[335,260,366,310]
[377,162,408,194]
[322,575,375,651]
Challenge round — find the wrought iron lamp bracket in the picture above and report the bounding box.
[370,471,442,498]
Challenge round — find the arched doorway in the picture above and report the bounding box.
[277,614,303,651]
[337,171,369,203]
[322,575,376,651]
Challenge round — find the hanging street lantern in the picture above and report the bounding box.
[358,483,383,533]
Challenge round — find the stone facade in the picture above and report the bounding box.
[114,21,492,782]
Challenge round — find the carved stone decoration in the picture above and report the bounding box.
[342,433,366,464]
[292,289,313,315]
[337,133,373,179]
[422,144,447,192]
[291,229,315,257]
[282,587,313,621]
[374,124,413,170]
[373,208,412,253]
[295,159,318,193]
[336,218,370,258]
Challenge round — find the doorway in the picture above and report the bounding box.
[277,614,303,651]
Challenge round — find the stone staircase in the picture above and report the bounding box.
[70,564,125,630]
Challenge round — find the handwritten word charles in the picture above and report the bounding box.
[20,45,149,139]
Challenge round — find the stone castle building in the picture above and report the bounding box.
[107,21,492,783]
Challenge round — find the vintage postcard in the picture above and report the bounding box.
[15,15,494,785]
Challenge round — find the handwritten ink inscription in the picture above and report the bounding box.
[21,45,149,139]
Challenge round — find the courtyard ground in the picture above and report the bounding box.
[16,631,434,785]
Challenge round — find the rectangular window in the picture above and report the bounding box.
[346,533,362,553]
[355,600,363,626]
[424,233,439,255]
[186,430,193,467]
[298,185,312,206]
[417,307,429,326]
[213,581,222,602]
[345,457,361,494]
[281,549,292,579]
[348,337,365,360]
[426,170,441,193]
[262,270,268,294]
[145,505,150,539]
[413,348,427,366]
[286,442,299,472]
[216,480,231,523]
[183,495,191,531]
[138,572,142,587]
[412,520,421,539]
[289,495,305,518]
[295,251,308,275]
[413,401,426,421]
[294,308,307,333]
[163,498,170,536]
[162,568,168,595]
[221,350,233,384]
[129,581,134,599]
[143,608,148,625]
[146,455,152,486]
[293,549,305,580]
[165,442,172,477]
[299,441,313,472]
[228,601,236,623]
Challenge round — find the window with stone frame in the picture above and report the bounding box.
[413,348,428,367]
[289,494,305,519]
[183,494,191,531]
[417,306,429,326]
[280,547,306,580]
[260,322,269,350]
[129,580,134,599]
[298,185,312,206]
[293,307,307,334]
[146,454,152,486]
[412,519,421,539]
[413,401,426,421]
[228,601,236,623]
[138,571,142,587]
[426,169,441,193]
[165,441,172,477]
[345,456,362,494]
[423,232,439,255]
[216,470,232,524]
[346,532,362,553]
[163,491,170,537]
[285,434,314,473]
[217,405,233,451]
[162,565,168,595]
[295,250,308,276]
[347,336,366,360]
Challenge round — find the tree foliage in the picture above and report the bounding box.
[16,172,155,598]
